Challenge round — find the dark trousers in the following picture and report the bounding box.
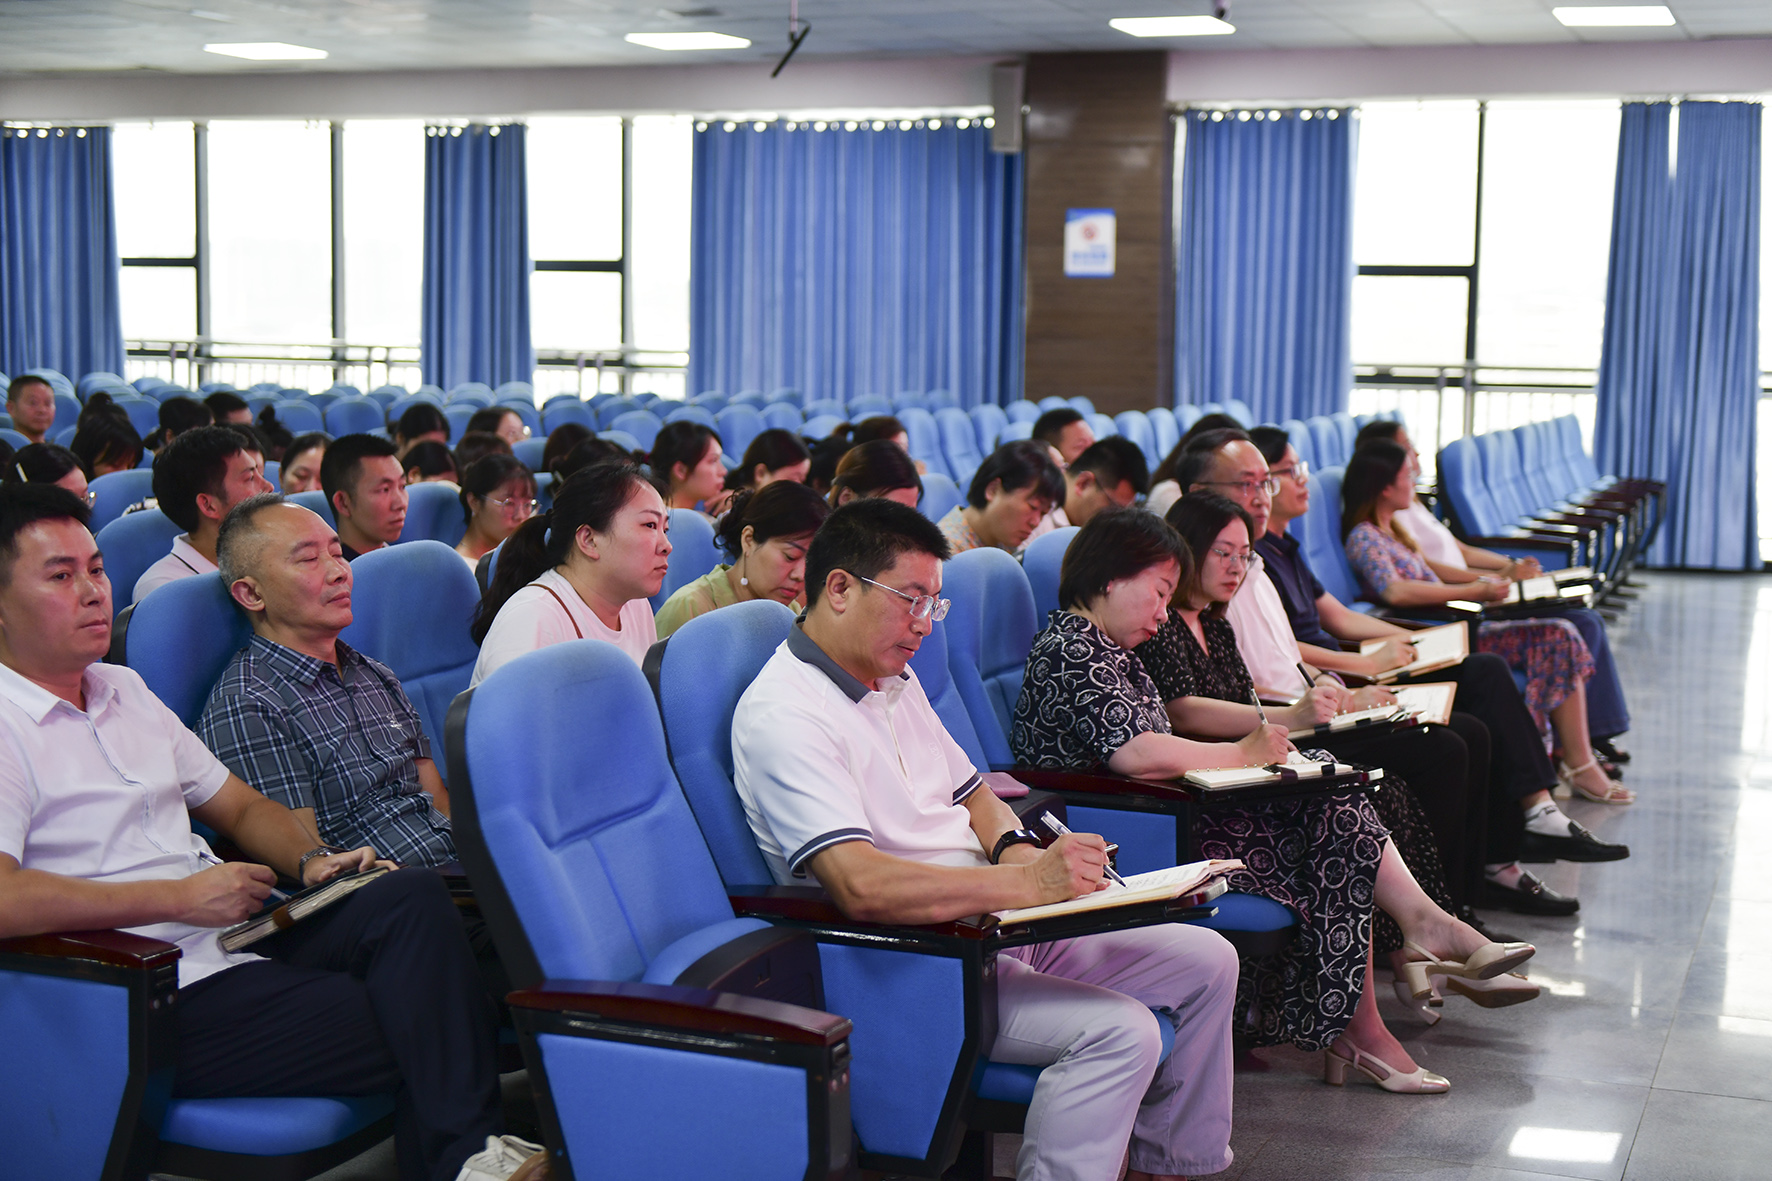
[173,867,502,1181]
[1320,718,1483,909]
[1397,651,1556,868]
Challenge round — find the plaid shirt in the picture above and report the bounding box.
[197,635,455,867]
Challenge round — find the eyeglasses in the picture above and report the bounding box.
[80,488,98,507]
[1269,459,1310,484]
[1207,546,1257,570]
[1197,476,1282,498]
[489,495,538,518]
[850,572,950,621]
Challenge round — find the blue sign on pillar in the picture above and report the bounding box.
[1063,208,1116,278]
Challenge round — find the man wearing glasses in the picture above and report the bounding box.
[732,497,1239,1181]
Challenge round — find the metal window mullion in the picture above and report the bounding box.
[331,121,346,379]
[621,115,634,377]
[193,121,211,384]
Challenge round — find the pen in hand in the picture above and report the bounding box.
[1248,684,1270,727]
[1040,814,1127,887]
[197,848,290,905]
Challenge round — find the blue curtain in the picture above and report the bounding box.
[1175,108,1353,423]
[690,121,1023,406]
[0,126,125,382]
[422,123,532,390]
[1594,101,1761,570]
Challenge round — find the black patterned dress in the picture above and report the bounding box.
[1011,609,1385,1051]
[1134,610,1452,963]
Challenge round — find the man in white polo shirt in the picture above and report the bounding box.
[733,497,1238,1181]
[0,483,543,1181]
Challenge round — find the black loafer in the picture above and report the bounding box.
[1458,905,1525,945]
[1522,819,1630,863]
[1482,871,1580,916]
[1594,736,1631,764]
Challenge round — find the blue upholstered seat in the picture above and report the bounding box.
[88,467,156,533]
[122,571,252,727]
[94,508,182,618]
[395,480,468,547]
[650,508,725,611]
[918,472,964,525]
[323,396,386,436]
[1020,526,1077,624]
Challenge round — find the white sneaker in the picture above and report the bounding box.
[455,1134,550,1181]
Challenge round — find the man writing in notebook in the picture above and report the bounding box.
[732,498,1238,1181]
[0,484,543,1181]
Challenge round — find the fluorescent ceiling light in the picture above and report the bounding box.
[1109,16,1236,37]
[1552,6,1676,26]
[204,41,328,60]
[624,31,750,50]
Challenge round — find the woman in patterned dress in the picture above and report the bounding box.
[1341,441,1629,806]
[1011,506,1535,1093]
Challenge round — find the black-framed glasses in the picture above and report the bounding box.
[850,572,949,621]
[1197,476,1282,498]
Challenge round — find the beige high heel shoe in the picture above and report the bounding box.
[1557,757,1636,804]
[1398,938,1535,999]
[1324,1038,1450,1094]
[1391,978,1443,1025]
[1439,971,1541,1008]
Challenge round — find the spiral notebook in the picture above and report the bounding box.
[1364,622,1468,681]
[995,859,1243,924]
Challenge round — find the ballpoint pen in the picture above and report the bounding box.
[197,847,290,904]
[1040,814,1127,887]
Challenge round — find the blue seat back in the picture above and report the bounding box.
[897,407,949,480]
[893,391,928,412]
[934,408,983,490]
[339,540,481,754]
[323,397,387,437]
[396,480,467,547]
[457,641,738,984]
[1514,424,1562,511]
[1001,421,1033,443]
[761,403,803,433]
[88,468,156,533]
[917,472,964,525]
[1280,418,1313,469]
[308,391,340,411]
[542,400,597,435]
[1148,406,1180,460]
[513,437,547,471]
[713,405,766,459]
[1437,437,1504,537]
[1087,413,1117,440]
[968,403,1008,453]
[272,400,324,434]
[1330,412,1358,460]
[940,548,1038,766]
[652,599,796,887]
[448,385,494,406]
[847,396,892,419]
[1020,527,1076,623]
[1003,400,1039,425]
[1476,431,1530,523]
[95,509,182,617]
[1036,396,1070,413]
[442,404,477,441]
[1223,399,1256,428]
[1113,412,1158,469]
[287,488,334,524]
[689,392,728,413]
[77,370,126,397]
[0,427,27,451]
[366,386,405,408]
[729,390,766,407]
[664,404,717,428]
[904,614,992,771]
[1174,404,1204,434]
[608,410,664,453]
[1303,468,1365,605]
[763,388,800,406]
[803,413,843,440]
[1307,416,1343,468]
[1557,415,1604,486]
[125,572,253,727]
[651,508,725,611]
[115,396,160,438]
[802,398,844,419]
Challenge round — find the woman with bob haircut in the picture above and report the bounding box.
[455,454,537,567]
[1012,504,1535,1094]
[469,460,669,685]
[725,429,812,493]
[938,438,1064,555]
[826,439,922,509]
[649,420,730,518]
[654,480,830,638]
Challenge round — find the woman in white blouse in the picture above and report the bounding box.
[469,459,671,686]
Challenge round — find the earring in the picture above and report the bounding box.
[739,557,749,587]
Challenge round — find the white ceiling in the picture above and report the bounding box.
[0,1,1763,75]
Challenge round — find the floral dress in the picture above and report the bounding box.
[1011,610,1388,1052]
[1345,521,1595,744]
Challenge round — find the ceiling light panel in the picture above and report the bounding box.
[624,31,751,50]
[1552,6,1677,27]
[1109,16,1236,37]
[203,42,328,60]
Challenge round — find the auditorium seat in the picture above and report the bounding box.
[594,396,642,427]
[116,395,161,438]
[339,540,481,753]
[322,396,386,437]
[446,639,854,1180]
[1435,438,1580,570]
[442,404,477,441]
[690,391,728,413]
[925,389,959,411]
[1036,396,1069,413]
[663,403,717,428]
[1020,526,1076,623]
[1302,468,1377,613]
[395,481,468,547]
[729,389,766,407]
[1004,399,1040,425]
[847,395,892,419]
[760,402,803,432]
[0,428,27,451]
[649,508,724,611]
[1114,411,1159,469]
[1087,412,1117,440]
[764,388,801,406]
[494,380,533,401]
[935,407,983,489]
[1001,420,1033,442]
[1307,415,1343,468]
[918,471,964,524]
[896,406,950,479]
[606,410,663,452]
[892,390,928,412]
[87,468,155,533]
[307,390,340,411]
[365,385,405,409]
[512,437,546,471]
[94,509,181,618]
[272,400,325,434]
[1148,406,1180,459]
[1281,418,1314,469]
[1223,399,1256,428]
[287,489,334,523]
[541,399,596,435]
[598,429,641,454]
[77,370,127,398]
[803,413,843,439]
[118,572,251,727]
[714,405,766,459]
[969,402,1008,453]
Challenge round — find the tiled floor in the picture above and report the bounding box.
[213,571,1772,1181]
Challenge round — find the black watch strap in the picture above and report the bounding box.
[991,828,1043,865]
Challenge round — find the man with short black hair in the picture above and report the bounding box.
[6,375,57,445]
[134,424,274,603]
[0,483,536,1181]
[1024,436,1151,545]
[1031,406,1096,465]
[204,391,254,425]
[320,433,408,560]
[733,497,1238,1181]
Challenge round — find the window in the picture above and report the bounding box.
[630,115,693,355]
[342,120,425,347]
[527,116,624,353]
[208,120,332,344]
[114,121,198,342]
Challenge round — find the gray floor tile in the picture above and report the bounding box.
[1652,1010,1772,1102]
[1621,1090,1772,1180]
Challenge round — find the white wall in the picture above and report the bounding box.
[0,55,996,122]
[1167,38,1772,104]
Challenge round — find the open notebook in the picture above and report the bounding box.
[1363,622,1468,681]
[1496,575,1592,609]
[1183,750,1361,791]
[220,867,391,952]
[995,858,1243,924]
[1288,680,1458,738]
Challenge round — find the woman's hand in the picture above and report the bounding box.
[1362,637,1415,673]
[1466,578,1512,603]
[1507,556,1543,580]
[1283,686,1340,729]
[1346,685,1398,711]
[1235,723,1294,767]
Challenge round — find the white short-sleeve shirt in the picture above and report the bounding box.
[1397,502,1464,568]
[471,567,658,687]
[0,661,261,988]
[133,534,216,604]
[1224,553,1313,699]
[732,624,986,883]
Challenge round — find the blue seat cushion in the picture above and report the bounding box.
[160,1094,395,1155]
[974,1006,1176,1105]
[1188,891,1297,933]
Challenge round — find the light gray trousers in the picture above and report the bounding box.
[995,924,1239,1181]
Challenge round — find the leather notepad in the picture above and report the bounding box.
[1364,621,1469,681]
[994,859,1243,924]
[219,867,391,952]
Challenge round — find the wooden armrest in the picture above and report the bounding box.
[1005,765,1200,803]
[1462,534,1579,553]
[509,978,851,1047]
[729,885,995,941]
[0,929,181,970]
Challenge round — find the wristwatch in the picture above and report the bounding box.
[991,828,1043,865]
[297,844,349,882]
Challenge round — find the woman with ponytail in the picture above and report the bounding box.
[469,460,671,685]
[654,480,830,638]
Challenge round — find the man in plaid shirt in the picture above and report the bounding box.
[198,493,455,868]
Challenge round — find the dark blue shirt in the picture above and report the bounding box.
[1253,529,1342,652]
